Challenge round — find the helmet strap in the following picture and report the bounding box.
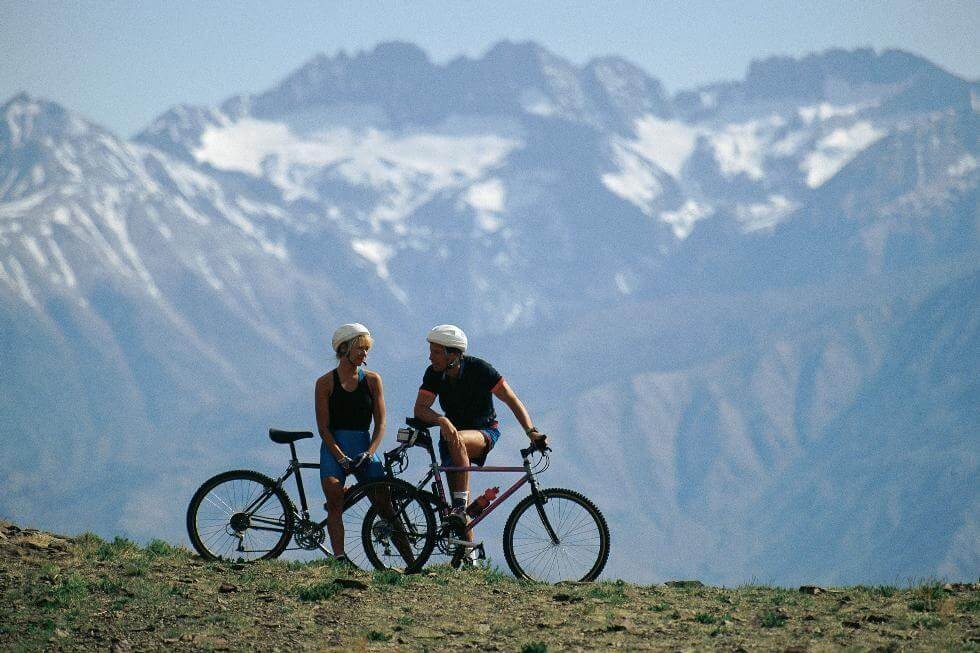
[445,348,459,369]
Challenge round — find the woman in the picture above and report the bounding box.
[314,322,386,566]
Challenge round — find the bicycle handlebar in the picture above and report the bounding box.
[397,420,550,455]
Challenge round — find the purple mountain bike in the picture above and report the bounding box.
[359,418,610,582]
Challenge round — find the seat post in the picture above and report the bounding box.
[288,441,310,515]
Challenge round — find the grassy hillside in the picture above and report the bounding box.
[1,520,976,651]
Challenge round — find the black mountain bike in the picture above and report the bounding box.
[185,428,432,567]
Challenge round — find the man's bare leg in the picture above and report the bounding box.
[445,430,487,543]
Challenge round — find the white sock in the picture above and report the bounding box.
[452,491,469,510]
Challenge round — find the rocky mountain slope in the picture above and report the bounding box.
[1,42,977,585]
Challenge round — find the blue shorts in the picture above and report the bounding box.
[320,429,384,483]
[439,427,500,467]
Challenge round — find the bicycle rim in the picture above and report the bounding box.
[338,487,376,569]
[187,470,293,562]
[503,488,610,582]
[359,480,436,573]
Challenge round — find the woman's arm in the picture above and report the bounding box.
[314,373,347,463]
[367,372,386,456]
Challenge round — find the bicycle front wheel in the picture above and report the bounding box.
[503,488,610,582]
[186,469,295,562]
[358,479,437,574]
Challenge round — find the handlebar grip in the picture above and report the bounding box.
[520,444,551,459]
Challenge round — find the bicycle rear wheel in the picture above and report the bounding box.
[503,488,610,582]
[358,479,437,574]
[186,469,295,562]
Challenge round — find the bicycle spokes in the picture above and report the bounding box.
[504,488,610,582]
[188,472,293,562]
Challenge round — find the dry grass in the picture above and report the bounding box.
[1,520,977,651]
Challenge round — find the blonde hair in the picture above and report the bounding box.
[336,333,373,359]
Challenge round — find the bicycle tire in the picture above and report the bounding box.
[503,487,610,582]
[358,479,437,574]
[186,469,295,562]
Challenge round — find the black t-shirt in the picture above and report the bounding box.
[420,355,503,430]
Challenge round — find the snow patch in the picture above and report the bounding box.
[5,99,41,147]
[698,91,717,109]
[172,196,210,226]
[736,195,799,232]
[47,238,76,288]
[464,179,506,234]
[614,272,633,295]
[235,195,286,219]
[465,179,505,213]
[22,235,47,268]
[6,256,38,309]
[521,88,556,117]
[629,115,699,179]
[351,239,394,280]
[602,142,663,215]
[194,118,520,214]
[801,121,885,188]
[947,154,977,177]
[798,103,862,125]
[710,119,781,180]
[195,254,224,291]
[771,131,810,157]
[53,144,82,180]
[52,206,71,225]
[0,192,52,219]
[659,200,713,239]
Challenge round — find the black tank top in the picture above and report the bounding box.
[329,368,373,431]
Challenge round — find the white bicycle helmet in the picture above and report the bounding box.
[426,324,467,352]
[332,323,370,352]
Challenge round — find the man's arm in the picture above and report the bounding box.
[492,379,545,444]
[414,389,462,444]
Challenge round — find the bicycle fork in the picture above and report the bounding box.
[527,468,561,546]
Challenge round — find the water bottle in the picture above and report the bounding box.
[466,487,500,517]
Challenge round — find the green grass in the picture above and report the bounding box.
[38,573,89,610]
[2,519,978,652]
[145,539,178,556]
[297,582,341,602]
[481,564,509,584]
[372,569,407,586]
[956,598,980,612]
[521,643,547,653]
[759,610,787,628]
[587,580,628,605]
[912,616,943,630]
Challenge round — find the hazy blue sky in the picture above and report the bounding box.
[2,1,977,137]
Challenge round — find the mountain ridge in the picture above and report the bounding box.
[1,41,977,585]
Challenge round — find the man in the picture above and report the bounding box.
[413,324,548,538]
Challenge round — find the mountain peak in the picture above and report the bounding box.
[1,93,100,148]
[742,47,966,102]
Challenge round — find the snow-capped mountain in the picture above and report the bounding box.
[1,43,976,584]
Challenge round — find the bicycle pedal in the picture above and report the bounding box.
[445,537,484,548]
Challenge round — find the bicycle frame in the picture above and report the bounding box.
[429,463,531,531]
[267,440,322,523]
[390,426,555,542]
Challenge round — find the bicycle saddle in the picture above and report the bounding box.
[268,428,314,444]
[405,417,436,430]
